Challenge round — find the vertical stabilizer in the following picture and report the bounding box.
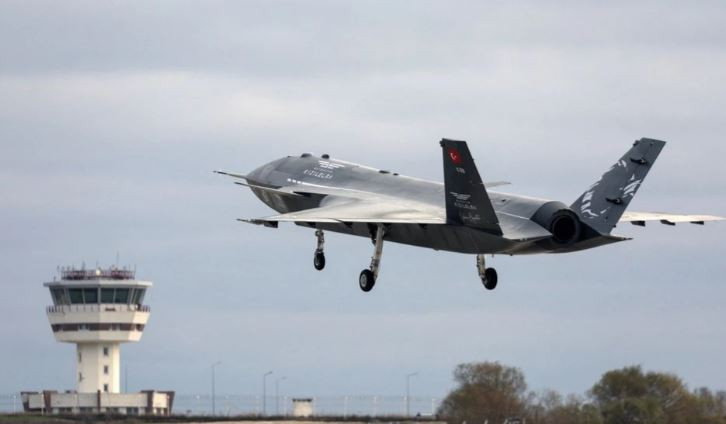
[440,138,502,235]
[571,137,666,234]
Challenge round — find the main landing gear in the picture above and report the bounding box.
[313,229,326,271]
[359,224,385,292]
[477,254,498,290]
[314,227,494,293]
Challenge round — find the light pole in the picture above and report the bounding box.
[211,361,221,416]
[275,376,286,415]
[406,372,419,417]
[262,370,273,416]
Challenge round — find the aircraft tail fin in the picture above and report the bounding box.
[440,138,502,235]
[571,137,666,234]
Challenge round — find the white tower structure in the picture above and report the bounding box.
[44,266,151,394]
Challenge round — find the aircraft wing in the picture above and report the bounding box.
[253,197,446,224]
[619,211,725,226]
[247,193,552,242]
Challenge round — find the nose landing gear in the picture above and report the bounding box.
[477,254,498,290]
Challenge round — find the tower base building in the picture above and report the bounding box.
[21,390,174,416]
[21,265,173,416]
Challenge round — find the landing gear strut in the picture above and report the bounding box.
[359,224,385,292]
[313,229,325,271]
[477,254,498,290]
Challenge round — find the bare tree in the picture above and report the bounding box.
[526,390,602,424]
[693,387,726,422]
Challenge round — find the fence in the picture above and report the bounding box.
[174,394,440,416]
[0,394,20,414]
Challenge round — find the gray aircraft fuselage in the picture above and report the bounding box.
[245,154,620,256]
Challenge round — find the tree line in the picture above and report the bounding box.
[437,361,726,424]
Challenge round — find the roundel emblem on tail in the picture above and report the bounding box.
[448,147,462,165]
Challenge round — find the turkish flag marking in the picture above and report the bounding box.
[448,147,463,165]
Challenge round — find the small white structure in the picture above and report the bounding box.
[22,265,173,415]
[292,398,314,417]
[21,390,173,415]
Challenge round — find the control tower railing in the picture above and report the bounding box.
[60,268,135,281]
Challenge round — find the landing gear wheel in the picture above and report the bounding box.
[476,254,498,291]
[359,269,376,292]
[313,251,326,271]
[358,224,385,293]
[482,268,498,290]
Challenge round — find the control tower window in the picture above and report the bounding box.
[83,288,98,304]
[51,288,68,305]
[101,288,114,303]
[69,288,84,304]
[114,288,129,304]
[131,288,146,305]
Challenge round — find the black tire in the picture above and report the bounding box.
[359,269,376,292]
[482,268,498,290]
[314,252,326,270]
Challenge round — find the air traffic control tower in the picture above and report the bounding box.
[45,266,150,393]
[22,266,173,415]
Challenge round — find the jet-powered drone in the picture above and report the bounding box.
[217,138,723,292]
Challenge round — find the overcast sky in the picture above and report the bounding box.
[1,0,725,404]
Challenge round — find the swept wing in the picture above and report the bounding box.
[259,198,445,224]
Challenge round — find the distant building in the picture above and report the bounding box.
[292,398,314,417]
[21,391,173,415]
[22,266,173,415]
